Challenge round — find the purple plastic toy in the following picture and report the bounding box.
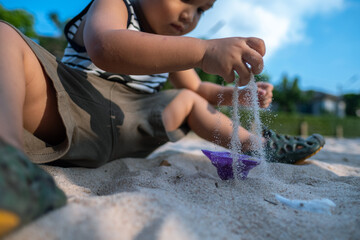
[202,150,260,180]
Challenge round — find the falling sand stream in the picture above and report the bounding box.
[204,74,267,181]
[230,74,266,180]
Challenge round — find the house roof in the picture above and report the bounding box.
[310,91,341,102]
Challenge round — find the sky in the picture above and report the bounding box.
[1,0,359,95]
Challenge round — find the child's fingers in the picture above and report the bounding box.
[234,62,251,86]
[223,70,235,84]
[258,88,266,96]
[223,56,251,84]
[246,37,266,56]
[263,99,272,108]
[242,50,264,75]
[202,37,266,84]
[257,82,274,98]
[258,86,273,108]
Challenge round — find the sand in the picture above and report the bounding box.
[4,132,360,240]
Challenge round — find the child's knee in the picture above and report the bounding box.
[163,90,201,121]
[0,22,11,33]
[180,89,205,103]
[0,23,28,54]
[0,23,18,43]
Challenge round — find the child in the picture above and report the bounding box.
[0,0,325,235]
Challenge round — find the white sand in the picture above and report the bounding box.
[5,132,360,240]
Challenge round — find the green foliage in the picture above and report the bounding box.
[273,74,309,113]
[0,4,68,59]
[343,93,360,116]
[263,112,360,138]
[49,12,66,30]
[162,69,226,90]
[38,36,67,59]
[196,70,270,85]
[161,80,174,90]
[0,4,36,38]
[39,12,68,59]
[195,68,225,85]
[254,73,271,82]
[219,108,360,138]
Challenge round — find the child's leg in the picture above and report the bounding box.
[162,89,325,164]
[0,22,66,236]
[0,22,65,149]
[162,89,255,150]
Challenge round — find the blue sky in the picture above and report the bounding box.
[1,0,359,95]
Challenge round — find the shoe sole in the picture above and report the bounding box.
[294,146,323,165]
[0,210,20,237]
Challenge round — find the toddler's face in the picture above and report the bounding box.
[139,0,216,35]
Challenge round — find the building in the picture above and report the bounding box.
[311,92,346,117]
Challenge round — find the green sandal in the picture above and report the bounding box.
[0,140,67,237]
[263,129,325,164]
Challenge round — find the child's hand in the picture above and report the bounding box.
[237,81,273,108]
[201,37,265,85]
[256,82,273,108]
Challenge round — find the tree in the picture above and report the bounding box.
[254,73,270,83]
[0,5,68,59]
[196,68,225,85]
[38,12,68,59]
[343,93,360,116]
[0,4,36,38]
[273,75,302,113]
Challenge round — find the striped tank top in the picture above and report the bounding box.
[61,0,168,93]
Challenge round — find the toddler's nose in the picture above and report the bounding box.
[180,9,195,23]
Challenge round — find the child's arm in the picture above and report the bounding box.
[83,0,265,84]
[169,70,273,108]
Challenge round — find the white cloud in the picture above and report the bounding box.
[189,0,345,58]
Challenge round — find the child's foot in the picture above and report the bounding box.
[263,129,325,164]
[0,140,67,237]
